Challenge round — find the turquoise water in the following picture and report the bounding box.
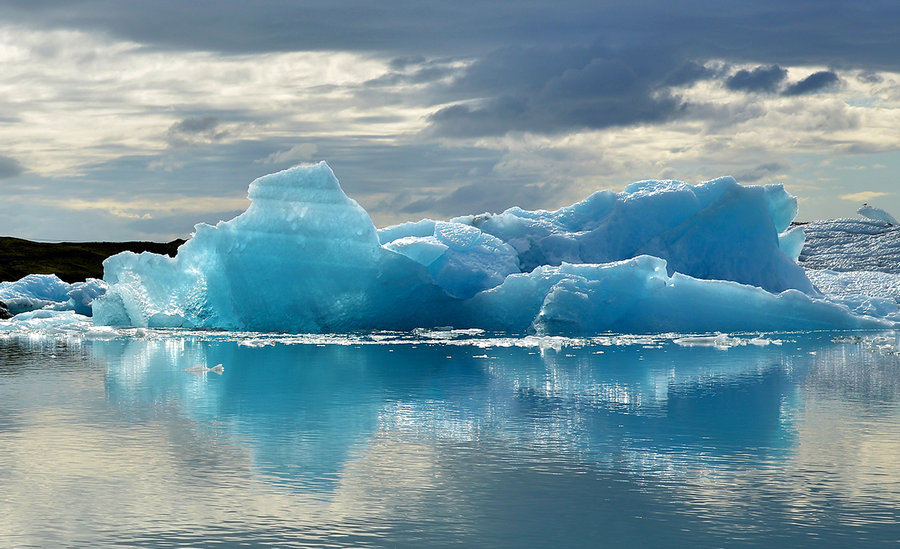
[1,331,899,547]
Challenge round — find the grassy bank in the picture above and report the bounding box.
[0,237,185,283]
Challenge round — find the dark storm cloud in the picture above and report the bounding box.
[663,61,723,87]
[725,65,787,93]
[1,0,602,55]
[388,56,427,71]
[364,60,459,88]
[0,155,24,179]
[782,71,841,96]
[424,44,697,137]
[171,116,220,135]
[166,116,228,147]
[4,1,900,71]
[4,0,900,241]
[857,72,883,84]
[4,1,899,146]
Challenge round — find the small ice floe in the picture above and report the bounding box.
[748,335,782,346]
[874,345,900,355]
[832,334,900,355]
[238,338,274,348]
[183,363,225,376]
[673,333,783,349]
[673,334,741,350]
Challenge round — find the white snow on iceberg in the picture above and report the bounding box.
[83,161,891,335]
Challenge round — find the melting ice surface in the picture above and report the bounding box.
[73,161,889,334]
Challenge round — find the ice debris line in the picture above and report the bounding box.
[68,161,886,335]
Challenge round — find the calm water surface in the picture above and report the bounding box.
[1,331,899,547]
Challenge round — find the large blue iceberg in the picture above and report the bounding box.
[91,162,887,334]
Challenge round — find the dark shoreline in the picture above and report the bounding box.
[0,236,185,283]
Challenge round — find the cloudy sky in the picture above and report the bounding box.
[1,1,899,241]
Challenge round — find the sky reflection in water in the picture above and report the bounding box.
[1,332,899,547]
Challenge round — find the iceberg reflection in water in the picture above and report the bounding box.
[1,331,899,547]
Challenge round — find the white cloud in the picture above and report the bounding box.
[840,191,892,202]
[34,195,251,218]
[0,25,407,177]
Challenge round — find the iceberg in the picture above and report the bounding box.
[93,163,451,333]
[0,274,107,316]
[85,161,890,335]
[857,203,899,226]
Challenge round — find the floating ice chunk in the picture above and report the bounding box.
[748,335,781,346]
[183,363,224,376]
[238,339,275,348]
[411,327,486,340]
[673,334,741,349]
[857,203,899,226]
[0,309,93,334]
[0,273,107,316]
[0,273,71,302]
[66,278,108,316]
[0,274,72,314]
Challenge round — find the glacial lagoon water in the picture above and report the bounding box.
[1,330,899,548]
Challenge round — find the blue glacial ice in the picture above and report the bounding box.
[432,177,813,294]
[79,161,889,334]
[94,163,449,333]
[0,274,106,316]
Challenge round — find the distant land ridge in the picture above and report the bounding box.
[0,237,185,283]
